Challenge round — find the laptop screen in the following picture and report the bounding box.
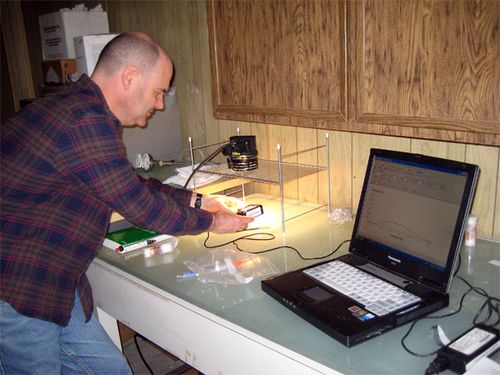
[350,149,479,293]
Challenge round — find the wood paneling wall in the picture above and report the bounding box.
[17,0,104,97]
[8,0,499,240]
[1,1,35,111]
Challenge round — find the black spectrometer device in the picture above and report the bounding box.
[237,204,264,218]
[222,135,258,171]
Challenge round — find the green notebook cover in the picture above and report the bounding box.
[106,226,160,245]
[104,226,171,253]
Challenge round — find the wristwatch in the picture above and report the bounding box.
[194,193,202,209]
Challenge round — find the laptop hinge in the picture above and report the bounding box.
[417,276,442,292]
[358,262,413,289]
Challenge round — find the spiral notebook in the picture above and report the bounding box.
[104,224,171,254]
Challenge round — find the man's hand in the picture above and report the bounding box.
[208,210,255,233]
[199,195,244,213]
[190,193,254,233]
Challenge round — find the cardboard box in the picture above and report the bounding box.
[74,34,118,79]
[39,10,109,60]
[42,59,77,84]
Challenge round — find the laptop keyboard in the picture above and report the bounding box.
[303,261,421,316]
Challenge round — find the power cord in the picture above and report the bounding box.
[400,254,499,375]
[203,231,351,260]
[133,334,154,375]
[401,280,478,358]
[402,276,499,358]
[182,143,229,189]
[425,355,451,375]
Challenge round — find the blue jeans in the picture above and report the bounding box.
[0,294,132,375]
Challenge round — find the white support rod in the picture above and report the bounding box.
[235,128,246,200]
[277,144,286,235]
[326,133,331,217]
[188,137,197,191]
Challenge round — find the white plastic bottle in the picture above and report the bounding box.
[464,215,478,247]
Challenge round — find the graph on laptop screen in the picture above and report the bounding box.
[356,156,468,270]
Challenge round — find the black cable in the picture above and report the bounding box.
[401,276,500,358]
[424,355,450,375]
[182,143,229,190]
[401,285,475,357]
[203,230,275,249]
[133,334,154,375]
[457,275,500,327]
[419,275,500,375]
[203,231,350,261]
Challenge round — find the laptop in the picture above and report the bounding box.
[262,148,479,347]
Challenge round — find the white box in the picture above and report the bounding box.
[122,87,183,164]
[74,34,118,78]
[39,11,109,60]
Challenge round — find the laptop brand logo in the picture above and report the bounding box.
[388,255,401,264]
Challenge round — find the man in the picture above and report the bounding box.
[0,32,253,374]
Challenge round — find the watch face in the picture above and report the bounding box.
[143,153,153,171]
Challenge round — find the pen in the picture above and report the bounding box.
[176,271,198,279]
[115,238,163,253]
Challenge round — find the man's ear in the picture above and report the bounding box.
[121,65,140,91]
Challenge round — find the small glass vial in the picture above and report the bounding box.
[464,215,478,247]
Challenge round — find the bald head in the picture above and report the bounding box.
[93,32,165,78]
[91,32,174,127]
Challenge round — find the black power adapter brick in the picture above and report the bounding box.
[426,325,499,375]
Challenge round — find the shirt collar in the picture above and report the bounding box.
[78,74,121,130]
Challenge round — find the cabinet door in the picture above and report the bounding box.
[207,0,347,128]
[353,0,499,145]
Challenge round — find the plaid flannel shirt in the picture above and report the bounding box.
[0,75,212,326]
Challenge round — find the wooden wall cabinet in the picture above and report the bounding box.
[352,0,499,145]
[207,0,499,145]
[207,0,348,128]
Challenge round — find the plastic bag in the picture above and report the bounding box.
[184,248,279,285]
[329,208,353,224]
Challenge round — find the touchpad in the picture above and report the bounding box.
[297,286,333,303]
